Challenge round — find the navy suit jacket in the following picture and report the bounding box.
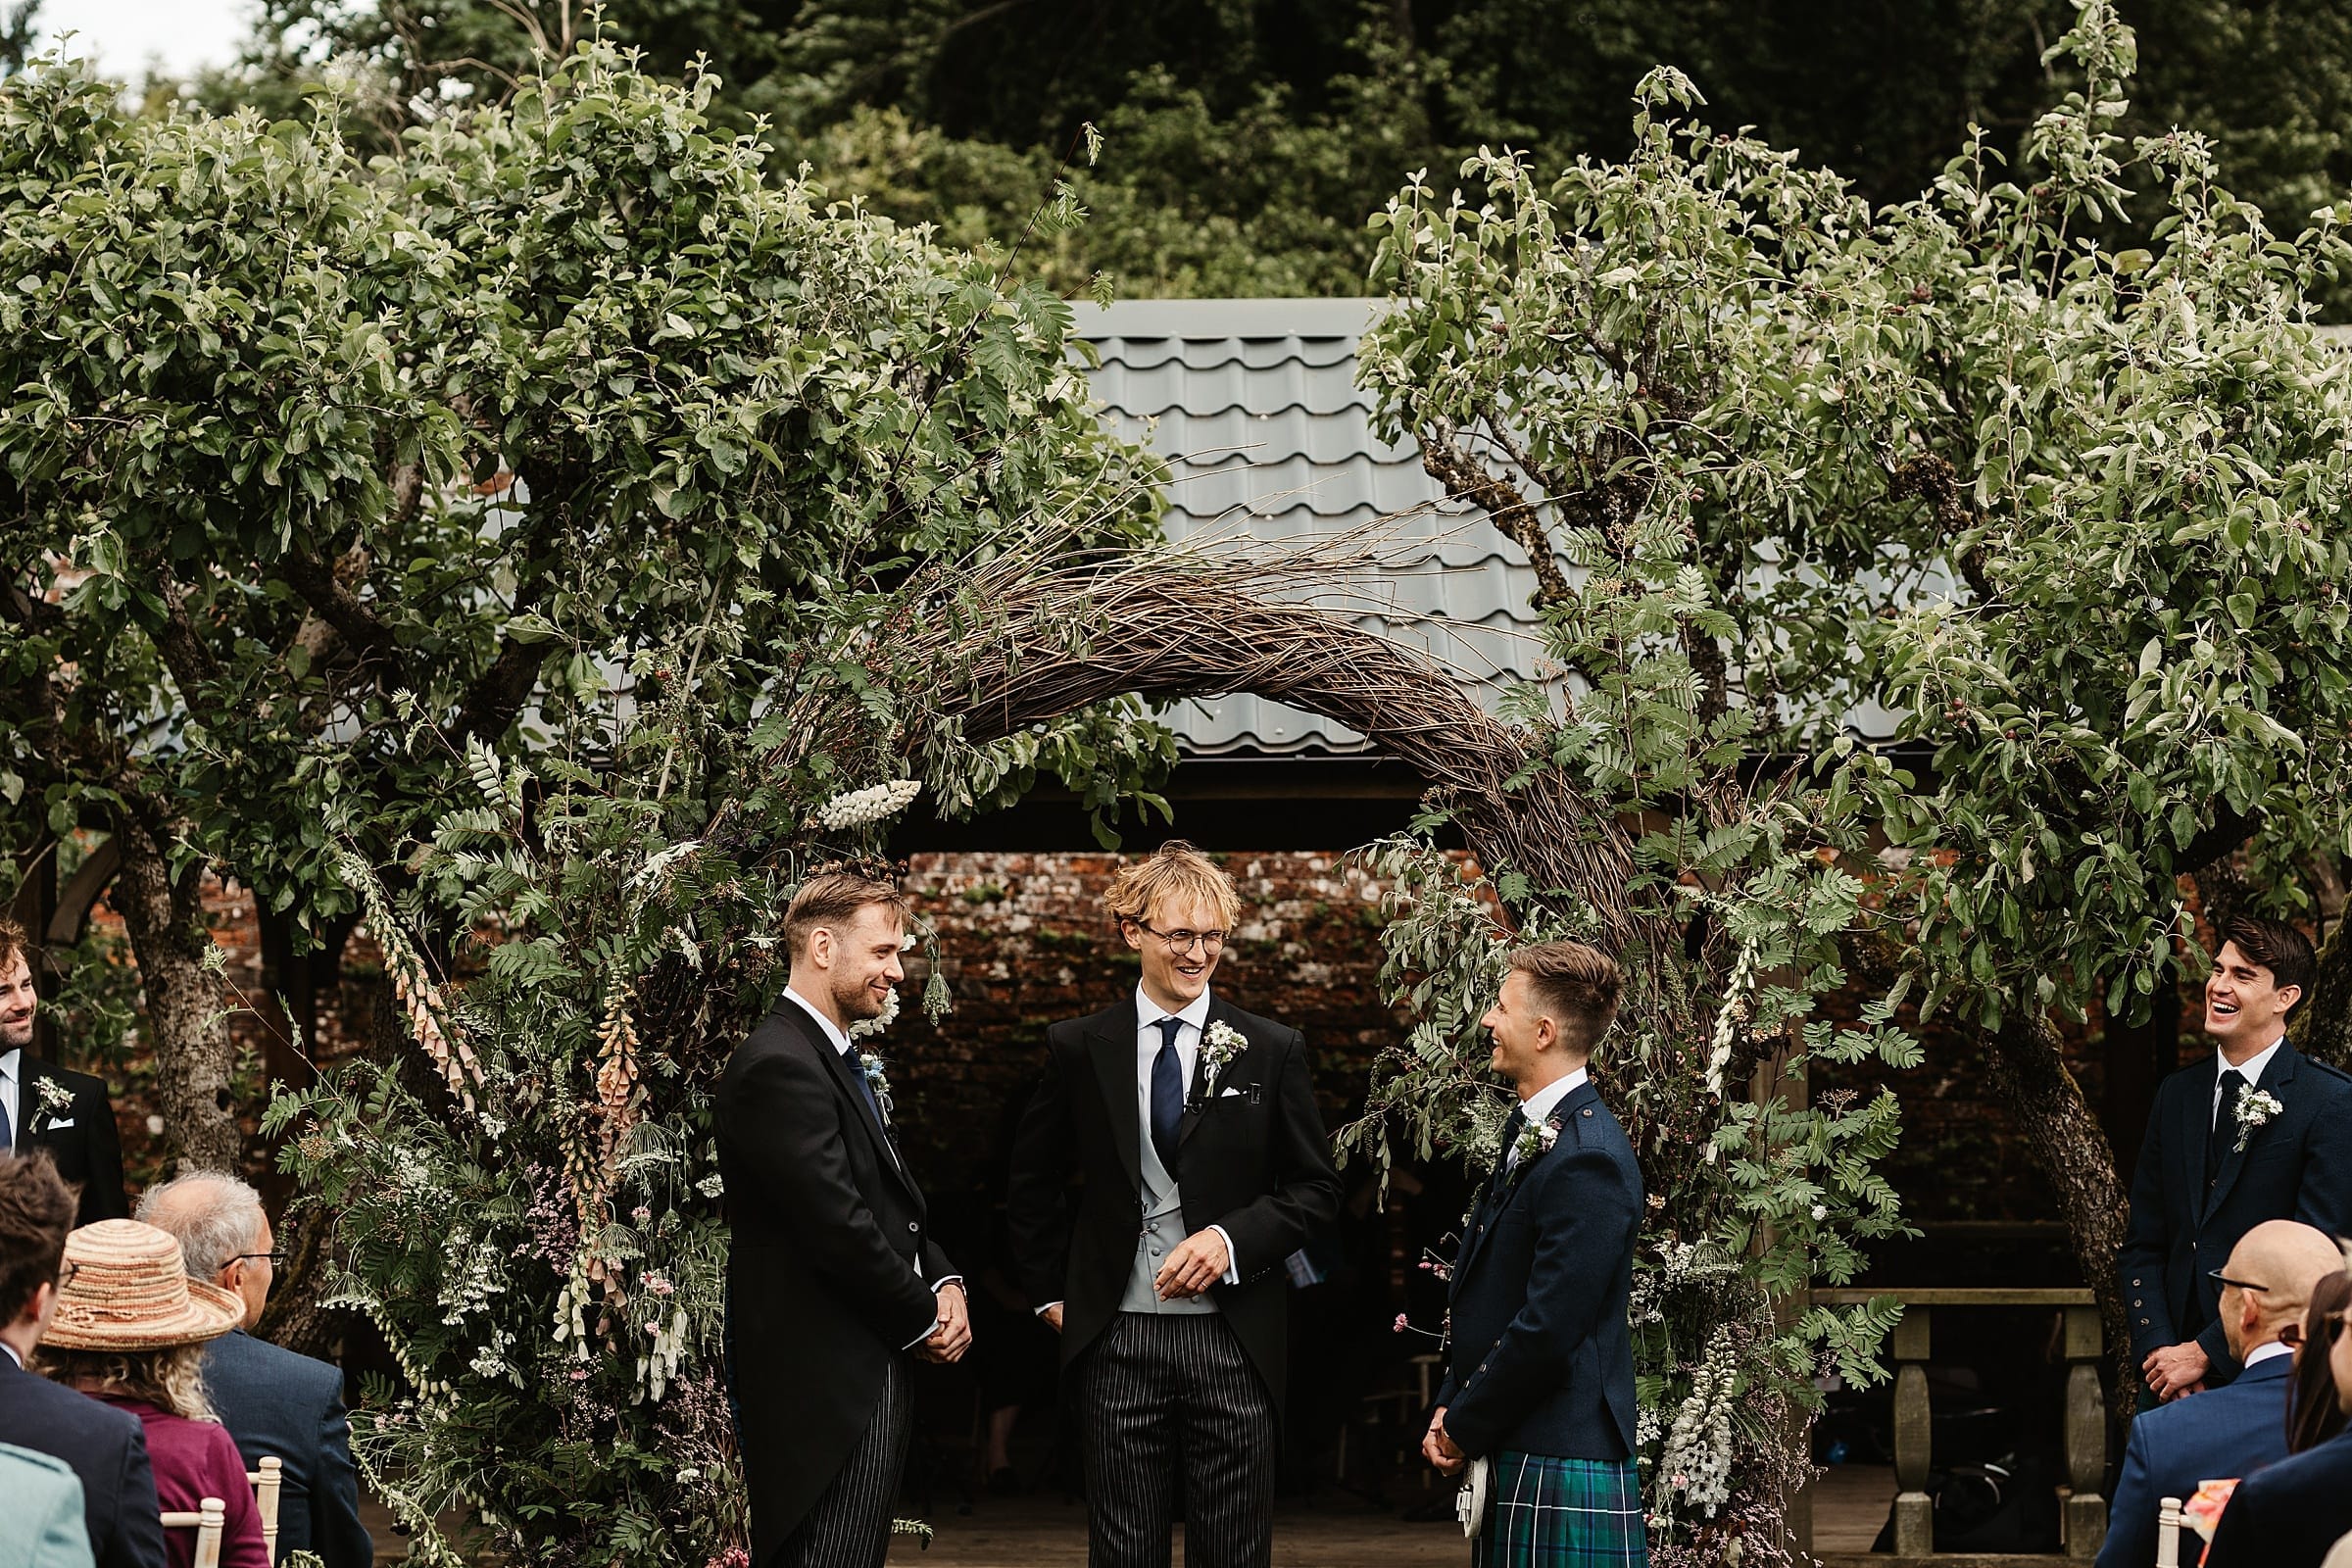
[2098,1350,2291,1568]
[2203,1425,2352,1568]
[2116,1042,2352,1376]
[0,1352,165,1568]
[1435,1077,1641,1462]
[200,1330,372,1568]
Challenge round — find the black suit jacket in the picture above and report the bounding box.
[0,1351,167,1568]
[202,1329,372,1568]
[12,1055,128,1231]
[2116,1041,2352,1375]
[2202,1424,2352,1568]
[1435,1077,1642,1463]
[715,998,956,1564]
[1004,994,1340,1413]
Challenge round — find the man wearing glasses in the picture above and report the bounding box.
[2098,1220,2343,1567]
[1008,840,1341,1567]
[137,1171,373,1568]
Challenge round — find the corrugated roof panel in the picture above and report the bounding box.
[1072,299,1546,758]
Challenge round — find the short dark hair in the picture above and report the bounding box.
[0,913,30,977]
[1508,940,1624,1054]
[783,869,907,959]
[2224,915,2317,1016]
[0,1152,75,1326]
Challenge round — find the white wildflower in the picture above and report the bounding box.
[816,778,922,831]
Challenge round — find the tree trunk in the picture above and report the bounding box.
[1983,1007,2135,1415]
[2305,916,2352,1070]
[108,813,240,1173]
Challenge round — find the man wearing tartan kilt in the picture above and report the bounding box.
[1424,940,1647,1567]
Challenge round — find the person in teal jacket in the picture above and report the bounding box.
[0,1440,97,1568]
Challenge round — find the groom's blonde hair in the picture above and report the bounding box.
[1105,840,1243,930]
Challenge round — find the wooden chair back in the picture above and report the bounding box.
[2157,1494,2184,1568]
[159,1496,226,1568]
[249,1455,282,1564]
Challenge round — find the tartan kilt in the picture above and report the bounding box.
[1474,1451,1649,1568]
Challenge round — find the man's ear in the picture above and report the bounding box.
[2278,984,2304,1016]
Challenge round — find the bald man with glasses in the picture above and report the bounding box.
[2101,1220,2345,1567]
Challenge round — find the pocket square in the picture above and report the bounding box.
[1219,1085,1247,1098]
[42,1117,74,1131]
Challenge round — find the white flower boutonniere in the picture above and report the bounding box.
[1200,1020,1247,1098]
[858,1052,896,1128]
[2233,1084,2284,1153]
[1512,1115,1561,1170]
[29,1079,73,1137]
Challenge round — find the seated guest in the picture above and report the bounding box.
[37,1221,266,1568]
[137,1172,372,1568]
[1,1439,98,1568]
[1,919,129,1229]
[2291,1271,2352,1453]
[2101,1220,2346,1568]
[2206,1260,2352,1568]
[0,1156,164,1568]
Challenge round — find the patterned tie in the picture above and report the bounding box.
[2207,1067,2246,1188]
[1150,1016,1185,1174]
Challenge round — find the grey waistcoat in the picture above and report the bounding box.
[1122,1107,1217,1315]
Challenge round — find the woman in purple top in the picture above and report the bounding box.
[36,1220,267,1568]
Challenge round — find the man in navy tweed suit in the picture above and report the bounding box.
[1425,939,1646,1568]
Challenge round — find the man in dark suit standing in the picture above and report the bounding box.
[1423,940,1645,1567]
[137,1170,372,1568]
[1007,841,1341,1568]
[0,1151,165,1568]
[2119,916,2352,1402]
[0,919,127,1231]
[2099,1219,2343,1567]
[2204,1259,2352,1568]
[716,869,969,1568]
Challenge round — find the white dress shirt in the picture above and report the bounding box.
[1502,1065,1589,1173]
[2245,1339,2296,1369]
[2213,1036,2287,1128]
[780,986,959,1348]
[0,1048,19,1147]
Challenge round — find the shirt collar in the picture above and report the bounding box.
[2245,1339,2297,1369]
[0,1341,20,1369]
[782,986,854,1057]
[0,1047,17,1086]
[1136,983,1213,1035]
[1521,1065,1590,1127]
[2221,1036,2287,1089]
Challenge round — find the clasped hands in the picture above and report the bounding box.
[1421,1407,1466,1477]
[920,1282,971,1363]
[2143,1340,2210,1401]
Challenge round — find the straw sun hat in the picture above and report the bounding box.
[42,1220,243,1352]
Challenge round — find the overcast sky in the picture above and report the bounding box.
[40,0,253,79]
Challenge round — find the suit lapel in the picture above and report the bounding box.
[1452,1082,1591,1285]
[2206,1044,2296,1222]
[18,1057,58,1146]
[2180,1054,2218,1225]
[779,1003,912,1196]
[1179,998,1255,1150]
[1087,1000,1144,1195]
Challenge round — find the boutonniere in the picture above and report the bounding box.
[1512,1115,1561,1170]
[1199,1020,1247,1099]
[858,1052,896,1128]
[2233,1084,2284,1153]
[28,1078,73,1136]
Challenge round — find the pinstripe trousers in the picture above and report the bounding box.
[1074,1312,1277,1568]
[779,1355,909,1568]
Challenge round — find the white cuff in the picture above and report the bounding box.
[901,1279,965,1351]
[1035,1300,1063,1317]
[1210,1224,1240,1286]
[934,1275,964,1294]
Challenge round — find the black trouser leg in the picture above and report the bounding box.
[779,1356,909,1568]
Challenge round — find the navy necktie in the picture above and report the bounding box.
[1490,1104,1527,1193]
[1150,1016,1185,1174]
[0,1082,11,1152]
[2207,1067,2246,1187]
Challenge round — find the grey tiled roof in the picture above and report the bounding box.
[1072,299,1544,756]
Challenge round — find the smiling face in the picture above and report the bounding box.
[2206,940,2301,1060]
[1480,970,1564,1096]
[0,951,34,1054]
[1123,891,1225,1015]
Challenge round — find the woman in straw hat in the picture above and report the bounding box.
[36,1220,267,1568]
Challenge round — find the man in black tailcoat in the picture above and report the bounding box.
[716,870,970,1568]
[1,919,128,1230]
[2119,914,2352,1402]
[1007,840,1341,1568]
